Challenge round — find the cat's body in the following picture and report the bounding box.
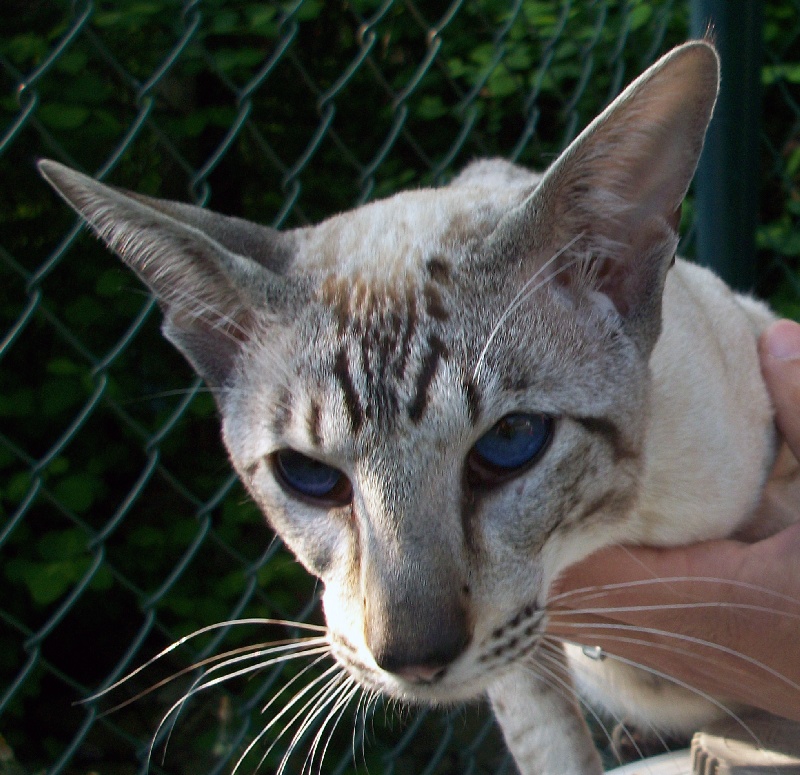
[39,40,797,775]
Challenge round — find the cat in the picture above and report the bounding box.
[39,39,797,775]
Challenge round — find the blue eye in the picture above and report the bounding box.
[273,450,351,505]
[469,414,553,486]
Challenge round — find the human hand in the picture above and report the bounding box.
[547,319,800,722]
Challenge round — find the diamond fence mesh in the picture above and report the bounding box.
[1,2,798,774]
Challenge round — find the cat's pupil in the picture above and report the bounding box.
[273,450,351,504]
[469,414,553,484]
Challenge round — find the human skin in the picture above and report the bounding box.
[548,319,800,722]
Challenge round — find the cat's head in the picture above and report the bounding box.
[39,41,718,704]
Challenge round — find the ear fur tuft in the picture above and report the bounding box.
[38,159,295,387]
[489,41,719,353]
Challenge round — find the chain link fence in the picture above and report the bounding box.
[1,1,798,774]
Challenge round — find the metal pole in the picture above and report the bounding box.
[690,0,763,291]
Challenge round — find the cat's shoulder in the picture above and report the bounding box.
[668,258,774,336]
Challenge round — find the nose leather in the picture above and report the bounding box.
[367,600,470,680]
[393,663,448,684]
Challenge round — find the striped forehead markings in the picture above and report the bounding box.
[333,347,364,433]
[319,264,466,429]
[408,334,448,423]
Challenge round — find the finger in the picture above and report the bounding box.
[760,319,800,461]
[549,541,741,606]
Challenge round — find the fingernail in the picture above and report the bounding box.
[764,320,800,361]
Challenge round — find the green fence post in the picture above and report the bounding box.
[690,0,763,291]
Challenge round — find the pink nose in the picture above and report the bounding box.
[393,664,447,684]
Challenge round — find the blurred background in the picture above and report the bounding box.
[1,1,799,773]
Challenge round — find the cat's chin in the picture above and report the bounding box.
[328,634,533,706]
[338,661,497,706]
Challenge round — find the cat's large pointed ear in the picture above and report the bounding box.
[38,160,297,387]
[492,41,719,351]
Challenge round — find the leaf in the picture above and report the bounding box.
[55,50,89,74]
[94,2,163,28]
[210,10,240,34]
[3,472,33,504]
[0,389,34,418]
[37,104,90,130]
[629,6,653,31]
[52,474,101,513]
[40,377,83,418]
[89,565,113,592]
[786,146,800,180]
[2,33,47,65]
[46,358,83,376]
[447,57,469,79]
[64,73,110,105]
[763,63,800,85]
[294,0,323,22]
[504,45,533,72]
[129,525,165,548]
[486,67,518,98]
[213,48,264,72]
[469,43,495,67]
[245,6,278,35]
[45,457,70,476]
[95,268,127,297]
[758,222,800,256]
[522,2,559,27]
[37,528,86,561]
[0,447,15,471]
[5,556,91,606]
[64,295,106,327]
[415,95,448,120]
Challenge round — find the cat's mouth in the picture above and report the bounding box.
[327,602,546,702]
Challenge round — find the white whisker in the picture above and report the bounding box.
[544,636,679,762]
[549,575,800,609]
[233,653,334,773]
[260,650,333,716]
[100,636,326,715]
[231,662,342,775]
[86,617,326,702]
[552,600,800,623]
[275,672,352,775]
[304,676,360,775]
[295,678,350,775]
[558,635,774,760]
[473,233,585,380]
[535,642,636,766]
[150,644,330,768]
[352,687,371,771]
[556,619,800,692]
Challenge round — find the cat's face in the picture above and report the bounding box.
[39,41,719,705]
[220,182,648,702]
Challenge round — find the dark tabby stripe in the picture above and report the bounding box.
[463,378,481,425]
[333,348,363,432]
[574,415,638,462]
[426,256,451,284]
[271,386,293,436]
[307,400,322,447]
[408,335,448,423]
[424,282,449,321]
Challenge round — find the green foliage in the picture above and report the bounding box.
[758,2,800,318]
[0,0,798,773]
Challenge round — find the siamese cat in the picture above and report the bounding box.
[40,40,796,775]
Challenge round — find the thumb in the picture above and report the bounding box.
[759,319,800,461]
